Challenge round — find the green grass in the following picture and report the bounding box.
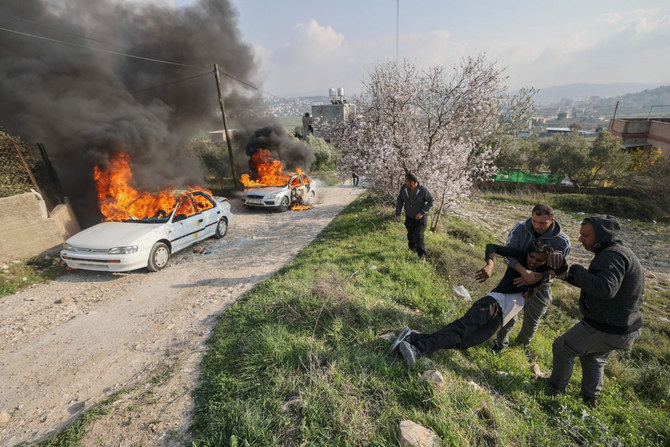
[0,256,67,298]
[481,192,666,222]
[191,195,670,446]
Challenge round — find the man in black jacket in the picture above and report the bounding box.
[544,215,644,407]
[395,172,434,260]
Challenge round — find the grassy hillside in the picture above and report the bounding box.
[191,195,670,446]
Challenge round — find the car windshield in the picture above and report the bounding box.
[121,192,181,224]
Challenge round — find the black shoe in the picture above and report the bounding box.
[398,341,421,368]
[534,376,561,396]
[524,347,535,362]
[491,343,504,355]
[581,393,598,408]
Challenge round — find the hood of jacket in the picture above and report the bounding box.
[523,217,564,240]
[584,215,622,253]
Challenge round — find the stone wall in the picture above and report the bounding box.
[0,190,80,262]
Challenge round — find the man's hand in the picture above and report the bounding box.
[513,269,542,286]
[415,213,424,220]
[395,215,401,223]
[547,252,564,269]
[553,270,568,280]
[475,261,494,283]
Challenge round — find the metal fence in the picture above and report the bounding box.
[0,132,64,211]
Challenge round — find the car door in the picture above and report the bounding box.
[192,192,219,238]
[168,194,201,252]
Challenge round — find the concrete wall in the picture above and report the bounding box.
[609,118,670,156]
[0,190,81,262]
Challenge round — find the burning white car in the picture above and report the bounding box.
[61,190,232,272]
[242,172,316,212]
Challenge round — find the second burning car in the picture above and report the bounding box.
[242,172,315,212]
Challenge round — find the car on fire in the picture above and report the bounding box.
[60,190,232,272]
[241,172,315,211]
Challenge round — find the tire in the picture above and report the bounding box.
[215,217,228,238]
[147,242,170,272]
[306,190,315,206]
[278,195,290,212]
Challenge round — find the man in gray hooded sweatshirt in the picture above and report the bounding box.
[395,172,434,260]
[545,215,644,407]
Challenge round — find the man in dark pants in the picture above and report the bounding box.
[395,172,434,260]
[541,215,644,408]
[493,204,570,357]
[391,241,565,367]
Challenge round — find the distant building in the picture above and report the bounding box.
[302,88,356,138]
[608,118,670,156]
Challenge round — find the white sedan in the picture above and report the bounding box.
[242,173,316,211]
[60,190,232,272]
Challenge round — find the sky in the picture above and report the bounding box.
[191,0,669,98]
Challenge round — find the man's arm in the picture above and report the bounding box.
[504,222,525,268]
[567,252,627,300]
[395,187,405,222]
[420,188,434,215]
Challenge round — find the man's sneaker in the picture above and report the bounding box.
[491,342,504,355]
[398,340,421,368]
[389,327,419,353]
[533,375,561,396]
[524,347,535,362]
[581,393,598,409]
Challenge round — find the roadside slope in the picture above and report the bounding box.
[0,184,364,447]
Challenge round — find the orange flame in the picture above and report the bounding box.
[94,152,213,221]
[240,149,313,211]
[239,149,291,187]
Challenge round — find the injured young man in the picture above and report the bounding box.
[390,240,567,367]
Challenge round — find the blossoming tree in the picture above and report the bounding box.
[321,55,534,230]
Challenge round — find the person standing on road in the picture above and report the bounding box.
[540,215,644,408]
[493,204,571,357]
[395,172,434,261]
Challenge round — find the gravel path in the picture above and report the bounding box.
[0,183,364,447]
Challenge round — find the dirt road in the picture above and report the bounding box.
[0,183,364,446]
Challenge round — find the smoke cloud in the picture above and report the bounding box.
[243,124,315,172]
[0,0,268,224]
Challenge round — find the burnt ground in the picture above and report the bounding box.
[0,183,364,447]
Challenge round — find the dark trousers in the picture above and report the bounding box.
[404,215,427,257]
[408,296,503,354]
[352,173,359,186]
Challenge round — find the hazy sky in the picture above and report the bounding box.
[175,1,670,97]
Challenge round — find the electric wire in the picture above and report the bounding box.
[0,23,279,98]
[0,9,126,50]
[130,71,214,94]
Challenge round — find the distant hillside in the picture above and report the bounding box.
[533,82,662,105]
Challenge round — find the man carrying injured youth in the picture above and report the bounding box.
[391,241,567,367]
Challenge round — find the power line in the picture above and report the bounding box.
[0,9,126,51]
[0,25,205,69]
[0,23,279,98]
[130,71,214,94]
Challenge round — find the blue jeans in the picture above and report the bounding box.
[548,320,641,397]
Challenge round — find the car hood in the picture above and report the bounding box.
[244,186,287,196]
[66,221,163,248]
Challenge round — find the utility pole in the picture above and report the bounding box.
[610,100,619,131]
[213,63,240,189]
[396,0,399,62]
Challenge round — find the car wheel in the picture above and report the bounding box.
[306,190,315,206]
[215,217,228,238]
[147,242,170,272]
[278,196,290,212]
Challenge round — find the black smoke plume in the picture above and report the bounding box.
[0,0,266,225]
[243,124,315,173]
